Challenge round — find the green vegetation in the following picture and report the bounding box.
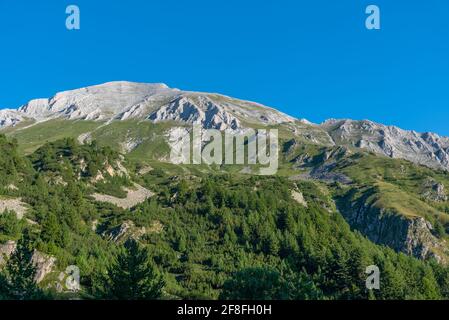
[0,231,47,300]
[94,240,165,300]
[6,120,101,154]
[0,210,25,242]
[2,132,449,300]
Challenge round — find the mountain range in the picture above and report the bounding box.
[1,81,448,171]
[2,81,449,299]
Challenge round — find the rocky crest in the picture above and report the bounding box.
[0,81,295,131]
[322,119,449,171]
[2,82,449,172]
[338,193,448,262]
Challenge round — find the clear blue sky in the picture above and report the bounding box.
[0,1,448,134]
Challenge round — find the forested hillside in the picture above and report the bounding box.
[2,133,449,300]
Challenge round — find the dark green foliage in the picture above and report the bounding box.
[97,240,165,300]
[0,134,31,186]
[433,220,446,238]
[95,175,133,198]
[29,138,119,179]
[0,210,24,241]
[220,267,289,300]
[0,232,46,300]
[2,135,449,300]
[220,267,322,300]
[129,175,449,300]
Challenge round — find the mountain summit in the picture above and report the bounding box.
[0,81,296,130]
[1,81,449,171]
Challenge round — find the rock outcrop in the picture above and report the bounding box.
[92,183,153,209]
[322,119,449,171]
[422,178,448,202]
[0,198,28,219]
[0,241,17,265]
[31,251,56,283]
[339,194,448,262]
[103,220,163,243]
[291,190,308,207]
[0,241,56,283]
[104,220,145,243]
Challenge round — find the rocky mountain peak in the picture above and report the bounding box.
[321,119,449,170]
[2,82,449,172]
[0,81,296,131]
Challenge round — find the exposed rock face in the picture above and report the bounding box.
[104,220,147,243]
[6,184,19,191]
[307,162,353,184]
[120,137,143,153]
[291,190,308,207]
[3,81,449,172]
[0,241,56,283]
[0,241,17,265]
[0,198,28,219]
[103,219,163,243]
[149,95,240,130]
[19,82,173,122]
[0,81,296,131]
[322,119,449,171]
[339,197,448,262]
[88,160,128,183]
[31,251,56,283]
[137,165,153,176]
[92,183,153,209]
[0,109,27,127]
[294,146,352,184]
[422,178,448,202]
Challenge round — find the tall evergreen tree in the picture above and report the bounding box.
[102,240,165,300]
[0,231,45,300]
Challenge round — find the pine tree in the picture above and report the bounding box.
[104,240,165,300]
[1,232,45,300]
[0,271,12,300]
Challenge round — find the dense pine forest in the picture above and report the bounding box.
[1,134,449,300]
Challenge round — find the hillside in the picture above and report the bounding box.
[2,82,449,299]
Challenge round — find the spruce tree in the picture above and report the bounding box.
[1,231,45,300]
[104,240,165,300]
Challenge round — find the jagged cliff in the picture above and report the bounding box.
[337,185,449,263]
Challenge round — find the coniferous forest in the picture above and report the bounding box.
[2,134,449,300]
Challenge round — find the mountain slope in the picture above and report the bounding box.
[2,81,449,268]
[2,81,449,173]
[322,119,449,171]
[1,135,449,300]
[0,81,298,131]
[2,104,449,299]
